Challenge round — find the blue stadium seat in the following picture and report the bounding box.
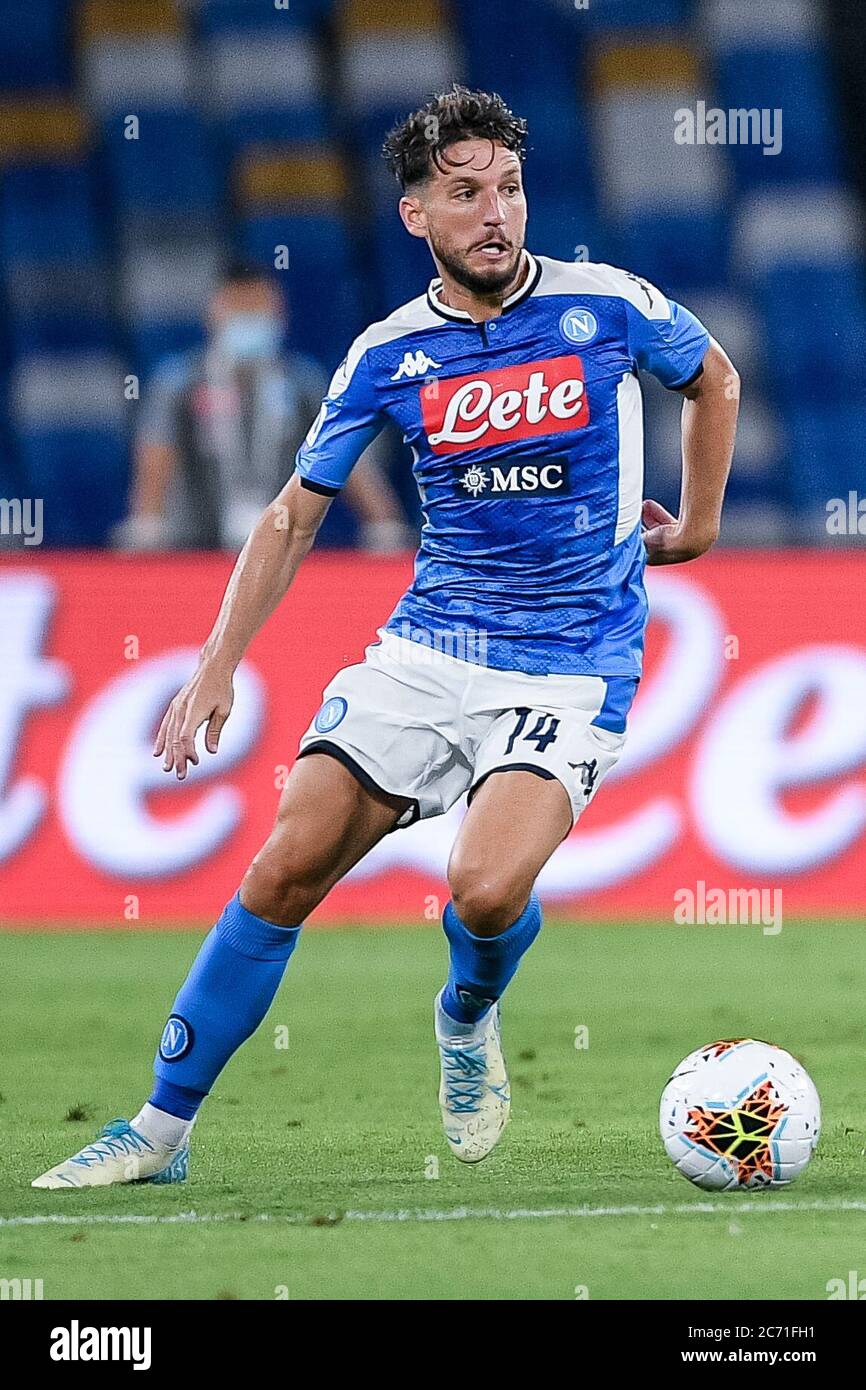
[5,296,115,357]
[0,163,103,262]
[196,0,331,34]
[525,193,603,268]
[755,264,866,405]
[18,428,128,545]
[714,48,840,187]
[786,403,866,515]
[1,163,116,358]
[369,201,432,313]
[128,321,206,381]
[455,0,585,93]
[584,0,690,25]
[240,213,365,366]
[613,210,729,291]
[221,107,329,153]
[0,0,71,89]
[205,27,329,153]
[99,110,219,215]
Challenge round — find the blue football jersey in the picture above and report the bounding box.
[296,254,709,676]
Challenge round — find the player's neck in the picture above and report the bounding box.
[436,250,530,323]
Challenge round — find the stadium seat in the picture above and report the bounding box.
[120,241,222,376]
[11,352,129,544]
[583,0,690,26]
[0,162,103,262]
[591,39,728,288]
[0,1,72,90]
[240,211,364,367]
[0,100,88,164]
[786,403,866,523]
[235,145,364,366]
[204,27,329,150]
[702,0,841,187]
[196,0,332,34]
[338,0,462,145]
[735,188,866,404]
[99,109,219,220]
[0,161,115,357]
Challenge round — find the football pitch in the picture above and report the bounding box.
[2,922,864,1301]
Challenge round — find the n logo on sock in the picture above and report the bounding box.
[159,1015,194,1062]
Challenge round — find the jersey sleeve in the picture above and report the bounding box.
[294,334,386,494]
[607,266,710,390]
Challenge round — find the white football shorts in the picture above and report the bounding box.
[298,630,636,828]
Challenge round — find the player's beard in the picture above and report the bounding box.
[430,230,525,299]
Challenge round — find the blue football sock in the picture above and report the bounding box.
[149,893,301,1120]
[440,892,542,1025]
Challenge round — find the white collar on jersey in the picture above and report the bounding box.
[426,250,542,322]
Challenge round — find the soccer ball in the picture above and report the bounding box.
[659,1039,821,1190]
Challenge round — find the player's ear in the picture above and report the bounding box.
[399,194,428,240]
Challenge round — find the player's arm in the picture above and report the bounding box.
[616,268,739,566]
[155,334,384,780]
[154,476,332,779]
[643,338,740,566]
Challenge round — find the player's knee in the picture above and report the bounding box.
[240,815,333,926]
[448,865,529,937]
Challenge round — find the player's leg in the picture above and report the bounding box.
[435,681,631,1163]
[434,769,572,1162]
[32,754,410,1189]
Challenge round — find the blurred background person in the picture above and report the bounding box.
[115,263,412,553]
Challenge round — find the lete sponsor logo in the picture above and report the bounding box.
[422,355,589,454]
[2,558,866,917]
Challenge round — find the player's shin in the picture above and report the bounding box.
[439,891,542,1029]
[142,892,302,1140]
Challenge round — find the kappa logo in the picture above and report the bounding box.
[625,272,655,309]
[391,349,442,381]
[569,758,599,797]
[422,355,588,454]
[456,987,497,1010]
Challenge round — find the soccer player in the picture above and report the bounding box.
[34,87,738,1188]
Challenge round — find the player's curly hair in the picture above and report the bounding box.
[382,85,528,191]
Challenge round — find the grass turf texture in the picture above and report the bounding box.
[2,922,864,1301]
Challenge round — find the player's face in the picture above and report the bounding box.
[402,139,527,297]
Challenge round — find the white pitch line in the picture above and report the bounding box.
[2,1197,866,1229]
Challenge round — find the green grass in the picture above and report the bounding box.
[2,923,865,1300]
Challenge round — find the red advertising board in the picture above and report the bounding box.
[1,552,865,924]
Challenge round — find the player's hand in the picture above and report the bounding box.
[153,662,235,780]
[641,499,718,566]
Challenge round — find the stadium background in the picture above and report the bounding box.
[2,0,866,921]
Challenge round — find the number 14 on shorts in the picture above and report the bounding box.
[504,708,560,754]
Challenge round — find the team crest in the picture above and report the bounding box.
[314,696,348,733]
[159,1015,193,1062]
[559,307,598,345]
